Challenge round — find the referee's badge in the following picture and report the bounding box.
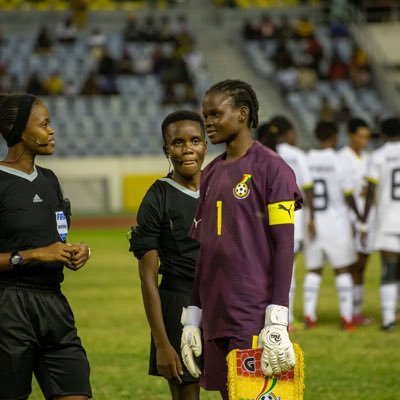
[55,211,68,241]
[233,174,252,199]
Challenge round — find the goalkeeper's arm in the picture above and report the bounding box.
[259,224,296,376]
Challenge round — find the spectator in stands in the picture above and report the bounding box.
[319,96,335,122]
[256,13,276,41]
[305,34,324,74]
[158,15,174,42]
[297,64,318,91]
[273,40,293,69]
[335,97,353,124]
[80,70,102,95]
[87,27,107,58]
[34,25,53,54]
[140,15,160,42]
[330,19,350,38]
[242,18,259,40]
[118,47,136,75]
[25,71,44,96]
[55,16,78,44]
[275,14,294,41]
[152,47,170,76]
[328,53,349,81]
[294,15,315,39]
[97,47,117,76]
[43,71,65,96]
[123,12,141,42]
[276,66,298,94]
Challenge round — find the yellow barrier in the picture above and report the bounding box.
[123,174,163,212]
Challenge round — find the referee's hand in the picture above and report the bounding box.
[156,343,183,383]
[67,243,91,271]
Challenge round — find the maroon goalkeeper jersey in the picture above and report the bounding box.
[191,141,302,340]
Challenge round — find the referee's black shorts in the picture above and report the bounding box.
[149,275,201,384]
[0,283,92,400]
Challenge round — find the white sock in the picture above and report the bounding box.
[335,273,353,322]
[289,262,296,324]
[303,272,321,321]
[353,284,364,315]
[380,283,397,326]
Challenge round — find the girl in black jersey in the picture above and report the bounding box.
[0,93,91,400]
[128,110,207,400]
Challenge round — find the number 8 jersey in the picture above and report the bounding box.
[367,141,400,235]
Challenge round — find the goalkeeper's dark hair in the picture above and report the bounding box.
[161,109,205,143]
[206,79,259,128]
[314,120,338,142]
[348,118,369,134]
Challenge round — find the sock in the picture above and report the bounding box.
[353,284,364,315]
[335,273,353,322]
[289,262,296,324]
[380,283,397,326]
[303,272,321,321]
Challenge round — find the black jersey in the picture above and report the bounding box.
[129,177,200,281]
[0,165,69,288]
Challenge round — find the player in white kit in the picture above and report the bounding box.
[257,116,315,329]
[339,118,373,325]
[303,121,358,331]
[361,117,400,330]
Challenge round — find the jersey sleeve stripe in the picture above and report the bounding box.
[267,200,295,225]
[343,189,354,197]
[302,182,314,190]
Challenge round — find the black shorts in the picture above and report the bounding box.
[149,275,201,384]
[0,283,92,400]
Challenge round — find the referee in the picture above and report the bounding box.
[128,110,207,400]
[0,93,92,400]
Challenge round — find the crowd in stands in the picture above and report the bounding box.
[0,11,205,106]
[242,12,386,137]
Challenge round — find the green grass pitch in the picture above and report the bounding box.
[28,228,400,400]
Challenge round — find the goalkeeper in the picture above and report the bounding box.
[180,80,302,400]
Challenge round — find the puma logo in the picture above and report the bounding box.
[278,203,292,218]
[193,219,202,228]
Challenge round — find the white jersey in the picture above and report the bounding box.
[307,148,354,239]
[367,141,400,234]
[338,146,369,215]
[277,143,313,246]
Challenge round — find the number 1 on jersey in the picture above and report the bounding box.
[216,200,222,235]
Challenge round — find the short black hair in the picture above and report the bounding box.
[269,115,293,136]
[161,109,205,143]
[380,117,400,138]
[206,79,259,128]
[348,118,369,134]
[315,121,338,141]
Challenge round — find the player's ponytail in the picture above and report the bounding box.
[0,94,19,144]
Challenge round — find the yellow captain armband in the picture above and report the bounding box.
[268,200,295,225]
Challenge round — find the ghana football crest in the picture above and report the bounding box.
[233,174,252,199]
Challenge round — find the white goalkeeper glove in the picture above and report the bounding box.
[180,306,202,378]
[258,304,296,377]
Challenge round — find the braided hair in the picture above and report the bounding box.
[0,94,19,143]
[161,109,205,143]
[206,79,259,128]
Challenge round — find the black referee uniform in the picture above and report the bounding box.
[129,176,201,383]
[0,165,91,399]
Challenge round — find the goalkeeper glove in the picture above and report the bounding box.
[258,304,296,376]
[180,306,202,378]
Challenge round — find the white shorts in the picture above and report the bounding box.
[374,231,400,253]
[304,235,357,269]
